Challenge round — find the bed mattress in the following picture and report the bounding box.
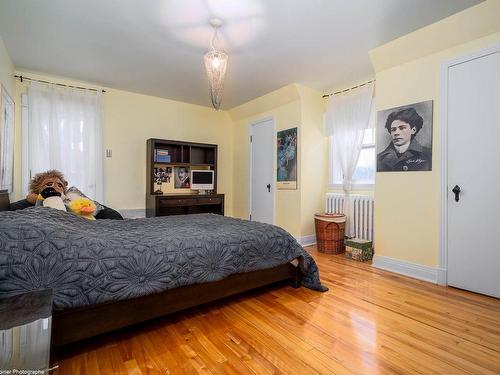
[0,208,327,309]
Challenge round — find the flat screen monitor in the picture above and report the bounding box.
[191,170,214,190]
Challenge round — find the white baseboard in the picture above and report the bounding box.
[372,255,446,284]
[119,209,146,219]
[296,235,316,247]
[436,268,447,286]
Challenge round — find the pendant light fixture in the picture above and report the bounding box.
[204,18,228,110]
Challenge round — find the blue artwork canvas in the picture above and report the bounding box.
[277,127,297,189]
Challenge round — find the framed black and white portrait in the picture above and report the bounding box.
[174,166,190,189]
[376,100,433,172]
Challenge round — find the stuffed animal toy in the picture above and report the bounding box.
[35,187,67,212]
[68,197,97,220]
[27,170,68,205]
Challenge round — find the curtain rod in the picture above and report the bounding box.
[14,75,106,93]
[322,79,375,98]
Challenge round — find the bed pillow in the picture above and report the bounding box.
[65,186,104,215]
[95,206,123,220]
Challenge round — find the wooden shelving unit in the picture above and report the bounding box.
[145,138,223,217]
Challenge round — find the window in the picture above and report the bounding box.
[22,83,104,201]
[0,85,15,193]
[351,127,375,184]
[329,125,376,188]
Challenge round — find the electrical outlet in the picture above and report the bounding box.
[106,149,112,158]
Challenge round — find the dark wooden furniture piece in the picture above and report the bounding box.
[146,193,224,217]
[0,290,53,371]
[0,191,302,347]
[0,189,9,211]
[52,263,300,346]
[146,138,221,217]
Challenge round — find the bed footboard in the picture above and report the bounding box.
[53,262,301,346]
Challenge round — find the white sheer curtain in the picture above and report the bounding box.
[26,82,104,201]
[325,82,375,235]
[1,87,15,193]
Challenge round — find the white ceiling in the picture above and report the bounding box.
[0,0,481,109]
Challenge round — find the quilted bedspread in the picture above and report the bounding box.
[0,208,327,310]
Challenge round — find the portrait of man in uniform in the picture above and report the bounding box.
[376,101,433,172]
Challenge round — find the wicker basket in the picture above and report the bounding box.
[314,213,346,254]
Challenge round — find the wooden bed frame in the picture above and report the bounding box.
[0,191,301,346]
[53,263,299,346]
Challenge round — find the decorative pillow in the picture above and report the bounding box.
[64,186,104,215]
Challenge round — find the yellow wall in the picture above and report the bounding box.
[13,71,234,214]
[229,85,302,236]
[296,85,327,236]
[370,0,500,267]
[229,84,325,238]
[0,36,14,97]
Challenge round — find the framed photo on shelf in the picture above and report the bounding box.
[154,167,172,183]
[174,166,190,188]
[277,127,297,190]
[153,167,172,194]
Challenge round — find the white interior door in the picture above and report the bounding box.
[250,118,275,224]
[446,48,500,298]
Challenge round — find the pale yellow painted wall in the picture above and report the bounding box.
[229,84,326,238]
[371,0,500,267]
[13,71,234,214]
[296,85,327,236]
[230,85,302,236]
[102,88,233,213]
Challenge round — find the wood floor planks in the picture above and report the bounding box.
[54,247,500,374]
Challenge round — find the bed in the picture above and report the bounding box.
[0,192,327,346]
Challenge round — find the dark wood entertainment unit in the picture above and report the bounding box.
[145,138,223,217]
[146,193,224,217]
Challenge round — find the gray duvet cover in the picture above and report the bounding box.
[0,208,327,310]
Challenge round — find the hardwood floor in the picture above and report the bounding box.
[54,247,500,374]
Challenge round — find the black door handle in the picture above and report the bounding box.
[452,185,461,202]
[266,184,271,192]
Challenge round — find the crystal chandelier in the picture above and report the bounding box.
[204,18,228,110]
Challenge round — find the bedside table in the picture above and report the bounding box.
[0,290,54,372]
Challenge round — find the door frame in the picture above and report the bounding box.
[439,42,500,286]
[248,116,276,223]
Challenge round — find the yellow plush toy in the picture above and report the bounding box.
[68,197,97,220]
